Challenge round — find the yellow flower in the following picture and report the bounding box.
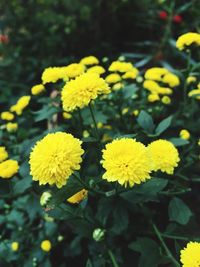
[147,139,180,174]
[40,191,52,206]
[6,122,18,132]
[31,84,45,95]
[144,67,169,81]
[41,240,52,252]
[105,73,121,84]
[102,138,151,187]
[67,189,88,204]
[122,68,139,79]
[109,61,134,73]
[11,242,19,251]
[162,73,180,87]
[61,73,110,112]
[29,132,84,188]
[143,80,160,93]
[180,241,200,267]
[1,111,14,121]
[161,96,171,105]
[132,110,139,116]
[64,63,85,78]
[188,89,200,100]
[41,67,68,84]
[0,160,19,178]
[83,130,90,138]
[62,112,72,119]
[0,146,8,163]
[122,108,129,115]
[87,66,105,75]
[80,56,99,65]
[180,129,190,140]
[148,94,160,102]
[10,96,31,115]
[186,76,197,84]
[198,139,200,146]
[176,32,200,50]
[112,82,124,90]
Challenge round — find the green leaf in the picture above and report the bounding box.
[155,116,173,136]
[168,197,192,225]
[169,138,189,147]
[137,110,155,134]
[13,176,32,194]
[123,84,138,99]
[33,105,59,122]
[111,203,129,234]
[129,237,161,267]
[120,178,168,203]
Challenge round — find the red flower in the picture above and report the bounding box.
[173,14,183,24]
[159,11,168,20]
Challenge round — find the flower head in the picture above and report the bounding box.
[11,242,19,252]
[42,67,68,84]
[80,56,99,65]
[67,189,88,204]
[41,240,51,252]
[10,96,31,115]
[122,69,139,79]
[1,111,14,121]
[161,96,171,104]
[29,132,84,188]
[61,73,110,112]
[64,63,85,78]
[176,32,200,51]
[6,122,18,132]
[180,241,200,267]
[105,73,121,84]
[87,65,105,75]
[180,129,190,140]
[0,160,19,178]
[31,84,45,95]
[0,147,8,163]
[147,139,180,174]
[102,138,151,187]
[109,61,134,73]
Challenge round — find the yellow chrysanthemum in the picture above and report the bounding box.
[87,65,105,75]
[80,56,99,65]
[132,110,139,116]
[10,96,31,115]
[62,112,72,119]
[41,240,52,252]
[1,111,14,121]
[148,94,160,102]
[162,73,180,87]
[161,96,171,104]
[41,67,68,84]
[6,122,18,132]
[0,146,8,163]
[11,242,19,252]
[67,189,88,204]
[61,73,110,112]
[109,61,134,73]
[180,129,190,140]
[188,88,200,100]
[180,241,200,267]
[105,73,121,84]
[29,132,84,188]
[64,63,85,78]
[102,138,151,187]
[0,159,19,178]
[31,84,45,95]
[147,139,180,174]
[122,68,139,79]
[144,67,169,81]
[143,80,160,93]
[186,76,197,84]
[40,191,52,206]
[112,82,124,91]
[176,32,200,51]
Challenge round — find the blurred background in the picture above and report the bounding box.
[0,0,199,103]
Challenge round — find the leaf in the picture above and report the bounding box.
[111,203,129,234]
[85,259,94,267]
[169,138,189,147]
[137,110,155,134]
[155,116,173,136]
[33,105,59,122]
[123,84,138,99]
[120,178,168,204]
[13,176,32,194]
[168,197,192,225]
[129,237,161,267]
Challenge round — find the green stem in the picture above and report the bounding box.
[89,102,100,142]
[108,249,120,267]
[183,50,191,111]
[152,223,180,267]
[161,233,192,241]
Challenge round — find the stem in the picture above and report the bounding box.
[108,249,120,267]
[152,223,180,267]
[183,50,191,111]
[89,102,100,142]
